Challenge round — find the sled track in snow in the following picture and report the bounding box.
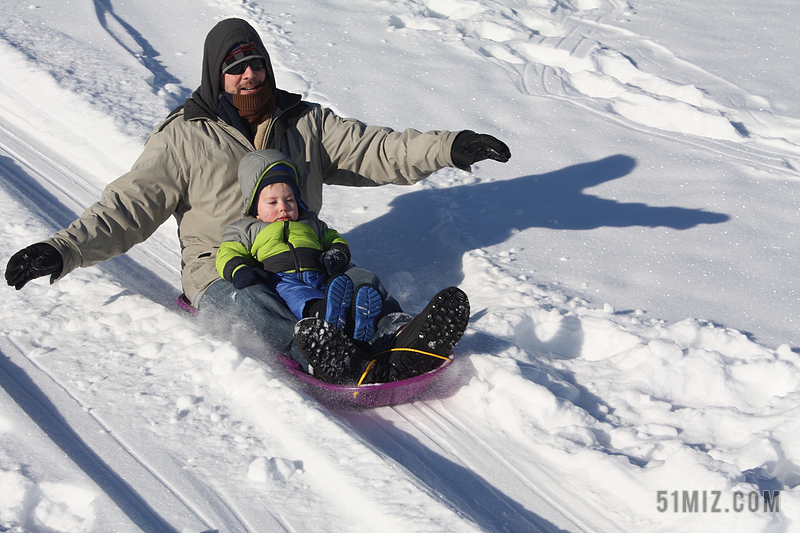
[337,397,614,533]
[0,335,281,533]
[0,120,97,230]
[0,112,184,309]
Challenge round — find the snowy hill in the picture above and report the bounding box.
[0,0,798,531]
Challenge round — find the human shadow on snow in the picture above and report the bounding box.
[343,154,730,291]
[92,0,191,102]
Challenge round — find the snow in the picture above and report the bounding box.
[0,0,798,531]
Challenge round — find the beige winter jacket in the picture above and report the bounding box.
[46,99,458,305]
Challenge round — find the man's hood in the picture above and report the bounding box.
[186,18,277,119]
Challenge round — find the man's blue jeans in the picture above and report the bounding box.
[196,266,410,368]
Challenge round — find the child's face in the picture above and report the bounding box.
[255,182,299,223]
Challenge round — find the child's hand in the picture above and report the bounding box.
[320,248,348,275]
[232,266,272,290]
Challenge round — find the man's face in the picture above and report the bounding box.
[223,61,267,95]
[255,182,299,223]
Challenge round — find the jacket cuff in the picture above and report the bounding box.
[44,235,82,283]
[441,130,463,170]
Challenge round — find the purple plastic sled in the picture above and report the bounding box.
[277,353,453,408]
[176,293,198,315]
[176,294,453,407]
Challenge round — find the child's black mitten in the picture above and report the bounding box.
[231,266,272,290]
[320,248,349,276]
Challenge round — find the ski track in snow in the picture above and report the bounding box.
[0,0,799,531]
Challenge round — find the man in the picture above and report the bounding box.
[5,18,510,372]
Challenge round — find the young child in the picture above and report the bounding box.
[216,149,384,344]
[218,149,470,386]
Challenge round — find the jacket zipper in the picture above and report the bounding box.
[283,221,302,273]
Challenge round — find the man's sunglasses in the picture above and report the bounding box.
[225,58,266,76]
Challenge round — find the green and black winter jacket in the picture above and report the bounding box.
[216,150,349,282]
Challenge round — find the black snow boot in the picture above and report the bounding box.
[293,317,369,385]
[386,287,469,381]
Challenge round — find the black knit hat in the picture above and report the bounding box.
[222,43,266,74]
[250,163,308,216]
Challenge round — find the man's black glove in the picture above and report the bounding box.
[451,130,511,171]
[320,248,349,276]
[231,266,272,290]
[5,242,63,290]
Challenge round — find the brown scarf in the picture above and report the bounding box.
[231,84,275,125]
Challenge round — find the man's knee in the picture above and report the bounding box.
[198,280,295,327]
[344,266,379,288]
